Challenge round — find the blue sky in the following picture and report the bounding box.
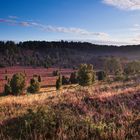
[0,0,140,45]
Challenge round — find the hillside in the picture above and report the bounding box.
[0,41,140,68]
[0,80,140,139]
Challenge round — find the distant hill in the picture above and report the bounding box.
[0,41,140,68]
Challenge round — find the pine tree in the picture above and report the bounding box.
[10,73,26,95]
[78,64,96,86]
[56,74,62,90]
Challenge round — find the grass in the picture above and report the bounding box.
[0,80,140,140]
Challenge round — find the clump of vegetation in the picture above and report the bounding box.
[38,75,41,82]
[10,73,26,96]
[56,74,62,90]
[62,76,69,85]
[0,78,140,139]
[69,72,78,84]
[4,83,11,95]
[97,71,107,81]
[124,61,140,75]
[104,57,122,75]
[78,64,96,86]
[27,78,40,93]
[0,107,102,140]
[114,70,124,81]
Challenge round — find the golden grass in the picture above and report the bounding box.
[0,80,140,139]
[0,81,138,107]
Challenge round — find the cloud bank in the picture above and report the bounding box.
[0,17,109,39]
[103,0,140,10]
[1,16,140,45]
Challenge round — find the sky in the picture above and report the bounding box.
[0,0,140,45]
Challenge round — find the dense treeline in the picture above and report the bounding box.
[0,40,140,68]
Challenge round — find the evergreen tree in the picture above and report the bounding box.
[27,78,40,93]
[78,64,96,86]
[56,74,62,90]
[10,73,26,95]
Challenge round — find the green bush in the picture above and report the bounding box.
[10,73,26,95]
[27,78,40,93]
[97,71,107,81]
[78,64,96,86]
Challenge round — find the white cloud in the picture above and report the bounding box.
[0,17,109,39]
[42,25,109,39]
[103,0,140,10]
[1,17,140,45]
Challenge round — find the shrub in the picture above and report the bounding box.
[69,72,78,84]
[124,61,140,75]
[104,57,122,75]
[97,71,107,81]
[27,78,40,93]
[56,74,62,90]
[114,70,124,81]
[10,73,26,95]
[78,64,96,86]
[38,75,41,82]
[62,76,69,85]
[4,84,11,95]
[1,107,109,140]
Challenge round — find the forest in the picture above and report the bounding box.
[0,41,140,68]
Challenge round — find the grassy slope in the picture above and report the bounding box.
[0,81,140,140]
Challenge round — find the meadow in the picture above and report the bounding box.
[0,66,74,94]
[0,75,140,140]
